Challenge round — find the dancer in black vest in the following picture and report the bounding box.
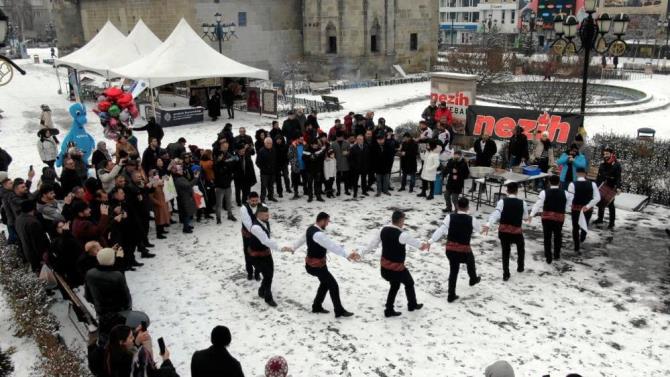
[240,192,262,281]
[362,211,428,317]
[529,175,573,263]
[248,206,278,307]
[287,212,360,318]
[567,168,600,253]
[430,197,481,302]
[484,182,528,281]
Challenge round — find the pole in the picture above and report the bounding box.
[217,21,223,53]
[451,15,455,46]
[580,13,595,115]
[665,25,669,60]
[150,85,157,119]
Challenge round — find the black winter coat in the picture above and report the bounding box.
[233,154,257,187]
[208,95,221,118]
[191,346,244,377]
[214,153,237,189]
[400,140,418,174]
[142,146,160,173]
[282,118,302,142]
[348,143,369,173]
[85,266,132,316]
[60,168,83,195]
[274,142,289,167]
[255,147,277,175]
[370,141,395,174]
[443,158,470,192]
[133,119,165,142]
[0,147,12,171]
[508,132,530,161]
[474,138,497,167]
[596,161,622,189]
[303,146,325,174]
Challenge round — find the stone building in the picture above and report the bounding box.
[0,0,55,43]
[53,0,437,80]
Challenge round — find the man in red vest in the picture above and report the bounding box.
[528,175,573,263]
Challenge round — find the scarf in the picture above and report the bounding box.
[606,152,617,165]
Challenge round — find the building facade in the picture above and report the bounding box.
[0,0,55,43]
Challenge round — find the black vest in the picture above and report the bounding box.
[572,180,593,206]
[543,188,567,213]
[500,198,524,227]
[380,227,406,263]
[447,213,474,245]
[248,219,271,252]
[306,225,327,259]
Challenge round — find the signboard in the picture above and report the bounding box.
[465,105,583,144]
[154,106,205,128]
[261,89,278,118]
[247,87,261,113]
[439,24,479,31]
[430,72,477,134]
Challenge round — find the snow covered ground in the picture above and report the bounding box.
[0,292,40,377]
[0,59,669,377]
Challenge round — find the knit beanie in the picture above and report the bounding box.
[96,248,116,267]
[484,360,515,377]
[265,356,288,377]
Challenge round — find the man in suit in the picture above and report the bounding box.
[191,326,245,377]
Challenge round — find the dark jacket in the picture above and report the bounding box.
[348,143,369,173]
[508,132,530,161]
[474,138,497,167]
[92,150,110,171]
[222,88,235,106]
[269,128,284,143]
[303,146,326,174]
[255,147,277,176]
[85,266,132,316]
[596,160,622,189]
[214,152,237,189]
[166,142,186,160]
[60,168,83,194]
[174,174,198,218]
[370,140,395,174]
[133,119,165,142]
[274,142,289,168]
[208,94,221,118]
[191,346,244,377]
[233,153,257,187]
[306,114,320,130]
[0,147,12,171]
[49,230,84,287]
[233,135,253,152]
[443,158,470,192]
[282,118,301,142]
[400,140,419,174]
[16,212,49,272]
[422,105,437,126]
[142,146,160,173]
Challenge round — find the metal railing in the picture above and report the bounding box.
[600,68,653,81]
[283,75,430,96]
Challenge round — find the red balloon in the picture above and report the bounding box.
[117,93,133,109]
[103,87,123,100]
[129,107,140,118]
[97,100,112,112]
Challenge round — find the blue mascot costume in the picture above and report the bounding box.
[56,103,95,168]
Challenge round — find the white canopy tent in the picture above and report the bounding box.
[125,19,162,58]
[113,18,269,87]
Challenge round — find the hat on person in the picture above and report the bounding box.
[211,325,232,347]
[37,128,60,138]
[96,248,116,267]
[265,356,288,377]
[484,360,515,377]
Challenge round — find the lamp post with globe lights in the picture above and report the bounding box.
[201,12,237,53]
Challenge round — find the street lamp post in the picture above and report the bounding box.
[551,2,629,114]
[451,12,455,46]
[201,12,237,53]
[527,11,537,56]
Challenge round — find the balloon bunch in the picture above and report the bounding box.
[92,87,140,140]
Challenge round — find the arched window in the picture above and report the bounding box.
[326,22,337,54]
[370,19,381,53]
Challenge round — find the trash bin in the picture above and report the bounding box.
[637,127,655,142]
[33,55,40,64]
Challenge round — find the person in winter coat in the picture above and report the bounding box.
[15,200,50,273]
[327,119,346,141]
[233,145,257,206]
[343,111,355,135]
[434,101,453,127]
[323,149,337,198]
[370,134,395,196]
[92,141,112,173]
[147,169,171,238]
[484,360,515,377]
[474,132,497,167]
[422,100,438,129]
[399,133,419,192]
[37,129,59,168]
[282,112,302,142]
[302,139,326,202]
[166,138,187,160]
[132,117,165,145]
[530,131,556,189]
[103,324,179,377]
[348,134,369,198]
[256,137,278,203]
[49,220,85,287]
[142,138,161,174]
[306,110,320,131]
[594,147,622,229]
[86,247,132,321]
[507,126,530,168]
[0,147,12,172]
[418,141,441,200]
[98,160,123,194]
[330,132,351,196]
[36,183,65,224]
[223,86,235,119]
[213,140,238,223]
[556,144,587,190]
[72,201,110,246]
[208,92,222,121]
[172,160,200,233]
[287,137,306,199]
[273,135,291,197]
[442,150,470,213]
[60,158,83,195]
[191,326,244,377]
[296,108,307,133]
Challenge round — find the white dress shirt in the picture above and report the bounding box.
[529,186,574,218]
[430,212,481,243]
[487,195,529,227]
[567,177,601,210]
[362,224,423,256]
[292,225,349,258]
[240,202,267,231]
[249,222,278,251]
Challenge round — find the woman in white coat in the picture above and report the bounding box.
[37,129,59,168]
[418,140,441,200]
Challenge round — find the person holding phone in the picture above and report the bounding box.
[103,324,178,377]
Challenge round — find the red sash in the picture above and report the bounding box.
[380,257,406,271]
[305,257,327,268]
[241,227,251,238]
[499,224,523,235]
[571,204,592,212]
[445,241,472,253]
[541,211,565,223]
[249,248,271,257]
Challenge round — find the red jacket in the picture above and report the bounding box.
[434,108,453,125]
[344,115,353,135]
[72,215,110,246]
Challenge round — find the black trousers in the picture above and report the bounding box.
[252,255,274,299]
[597,199,616,227]
[336,171,350,194]
[275,165,291,195]
[226,104,234,118]
[499,232,525,275]
[367,171,375,190]
[305,172,323,199]
[381,268,417,310]
[241,236,256,276]
[305,265,344,313]
[446,251,478,298]
[291,171,304,194]
[351,171,367,197]
[260,174,275,201]
[542,219,564,262]
[234,181,251,207]
[420,179,434,197]
[571,209,592,252]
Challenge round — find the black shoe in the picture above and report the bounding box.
[144,242,155,248]
[287,188,293,194]
[469,277,481,286]
[277,193,283,198]
[383,192,391,196]
[268,197,278,202]
[265,298,277,307]
[384,309,402,317]
[183,228,193,234]
[398,187,406,192]
[426,195,434,200]
[503,273,511,281]
[227,214,237,221]
[157,234,166,239]
[291,194,300,200]
[131,261,144,267]
[409,188,414,193]
[308,197,313,203]
[442,208,451,213]
[140,252,156,259]
[417,192,426,197]
[408,303,423,311]
[126,267,136,272]
[607,224,614,230]
[216,218,222,224]
[593,219,604,225]
[255,273,261,281]
[312,306,330,314]
[138,246,148,253]
[316,197,325,202]
[362,191,369,196]
[517,266,524,273]
[335,310,354,318]
[336,191,341,196]
[554,253,561,261]
[546,258,553,264]
[258,287,265,298]
[247,273,253,281]
[345,191,351,195]
[375,193,381,197]
[447,295,459,303]
[580,234,587,243]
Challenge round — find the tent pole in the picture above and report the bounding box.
[150,86,157,119]
[54,65,63,95]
